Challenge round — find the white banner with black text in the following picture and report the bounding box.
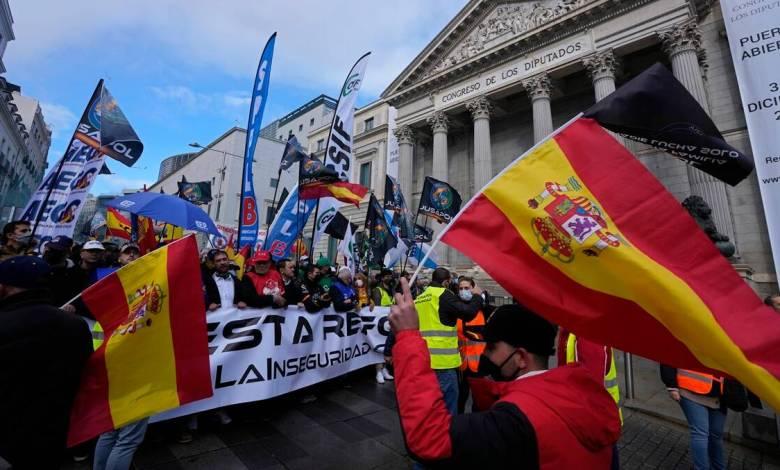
[153,305,390,421]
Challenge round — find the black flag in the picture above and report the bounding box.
[384,175,414,239]
[324,211,357,240]
[299,153,339,187]
[418,176,462,224]
[277,187,289,209]
[584,63,753,186]
[177,177,213,205]
[413,224,433,243]
[365,194,397,267]
[280,135,307,171]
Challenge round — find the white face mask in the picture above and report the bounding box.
[355,280,364,287]
[459,290,473,302]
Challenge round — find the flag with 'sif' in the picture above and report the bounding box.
[67,235,212,446]
[438,117,780,410]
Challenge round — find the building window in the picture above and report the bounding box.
[317,139,325,151]
[279,135,283,140]
[288,129,293,138]
[270,178,279,188]
[364,117,374,132]
[310,118,315,127]
[299,124,303,132]
[359,161,372,188]
[212,177,215,185]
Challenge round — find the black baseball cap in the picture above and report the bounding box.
[482,304,557,356]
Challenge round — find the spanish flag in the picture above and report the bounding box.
[106,208,132,240]
[67,235,212,446]
[299,181,368,207]
[440,117,780,409]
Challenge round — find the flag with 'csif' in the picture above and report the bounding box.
[584,63,753,186]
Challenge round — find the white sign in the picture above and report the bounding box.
[153,305,389,421]
[434,34,592,109]
[720,0,780,281]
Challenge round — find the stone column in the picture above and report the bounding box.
[660,20,736,247]
[467,96,494,192]
[393,125,415,204]
[583,50,618,102]
[523,74,553,143]
[427,112,450,182]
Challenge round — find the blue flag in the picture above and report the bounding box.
[239,33,276,249]
[265,185,317,261]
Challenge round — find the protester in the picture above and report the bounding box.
[558,328,622,469]
[241,250,285,308]
[101,242,120,267]
[43,235,75,267]
[117,242,140,266]
[60,240,105,317]
[455,276,486,413]
[0,220,34,261]
[300,264,331,313]
[389,278,621,466]
[0,256,92,469]
[661,365,727,470]
[279,258,305,307]
[354,271,372,310]
[317,256,336,291]
[203,249,248,311]
[372,268,395,307]
[763,294,780,313]
[413,267,483,415]
[330,266,358,312]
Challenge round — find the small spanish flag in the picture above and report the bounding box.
[106,208,132,240]
[440,117,780,410]
[67,235,212,446]
[300,181,368,207]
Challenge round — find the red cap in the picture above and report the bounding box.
[251,250,271,264]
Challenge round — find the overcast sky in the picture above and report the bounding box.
[5,0,468,195]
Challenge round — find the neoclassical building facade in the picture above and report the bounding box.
[378,0,773,293]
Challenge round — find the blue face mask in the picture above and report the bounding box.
[459,289,473,302]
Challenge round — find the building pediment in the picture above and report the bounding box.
[426,0,593,79]
[382,0,713,105]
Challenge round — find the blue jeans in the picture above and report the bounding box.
[435,369,459,417]
[93,418,149,470]
[679,396,727,470]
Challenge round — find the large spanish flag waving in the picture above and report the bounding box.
[440,117,780,409]
[67,235,212,446]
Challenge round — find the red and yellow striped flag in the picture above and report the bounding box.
[67,235,212,446]
[440,117,780,409]
[300,181,368,207]
[107,207,132,240]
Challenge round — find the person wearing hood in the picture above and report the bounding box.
[390,278,621,468]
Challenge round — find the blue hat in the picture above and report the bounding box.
[0,256,51,289]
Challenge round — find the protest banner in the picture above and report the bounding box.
[154,305,389,421]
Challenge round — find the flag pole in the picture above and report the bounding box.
[409,113,584,283]
[401,208,421,273]
[262,166,283,251]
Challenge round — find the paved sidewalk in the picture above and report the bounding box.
[3,369,779,469]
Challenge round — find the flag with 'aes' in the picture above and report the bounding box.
[67,235,212,446]
[418,176,462,224]
[438,117,780,410]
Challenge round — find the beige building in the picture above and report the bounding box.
[364,0,769,291]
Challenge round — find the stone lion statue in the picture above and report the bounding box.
[682,195,736,258]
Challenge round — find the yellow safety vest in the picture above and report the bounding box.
[566,334,622,421]
[91,321,104,350]
[414,286,461,370]
[378,287,393,306]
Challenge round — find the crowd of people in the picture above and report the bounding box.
[1,218,774,469]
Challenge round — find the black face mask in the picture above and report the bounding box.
[477,350,518,382]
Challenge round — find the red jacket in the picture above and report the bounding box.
[246,270,284,297]
[393,330,621,468]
